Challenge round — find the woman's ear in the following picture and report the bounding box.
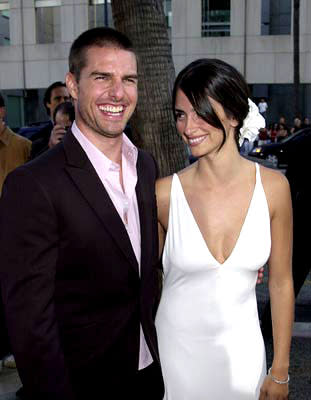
[229,117,239,128]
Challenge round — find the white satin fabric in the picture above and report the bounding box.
[156,163,271,399]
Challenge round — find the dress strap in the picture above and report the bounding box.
[255,162,262,185]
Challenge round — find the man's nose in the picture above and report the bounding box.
[108,79,124,101]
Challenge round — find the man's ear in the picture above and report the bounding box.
[66,72,78,101]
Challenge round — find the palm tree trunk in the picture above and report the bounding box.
[111,0,187,177]
[293,0,300,116]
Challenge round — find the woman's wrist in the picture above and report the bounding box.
[268,367,290,385]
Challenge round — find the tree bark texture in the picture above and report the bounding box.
[111,0,187,177]
[293,0,300,116]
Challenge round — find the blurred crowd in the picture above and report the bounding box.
[257,115,310,146]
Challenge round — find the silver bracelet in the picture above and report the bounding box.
[268,367,290,384]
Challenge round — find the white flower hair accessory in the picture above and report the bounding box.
[239,98,265,146]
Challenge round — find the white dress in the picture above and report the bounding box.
[155,163,271,400]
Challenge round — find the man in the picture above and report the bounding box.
[0,93,31,193]
[0,92,31,373]
[0,27,163,400]
[30,81,70,158]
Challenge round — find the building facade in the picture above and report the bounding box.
[172,0,311,127]
[0,0,310,129]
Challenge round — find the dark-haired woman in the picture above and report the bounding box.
[155,59,294,399]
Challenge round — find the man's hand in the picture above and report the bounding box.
[257,266,265,284]
[48,124,67,148]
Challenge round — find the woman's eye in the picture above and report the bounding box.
[175,112,185,120]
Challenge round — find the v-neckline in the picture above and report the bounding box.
[175,164,258,266]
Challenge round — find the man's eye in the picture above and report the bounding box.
[125,78,137,85]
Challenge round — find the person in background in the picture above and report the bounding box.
[0,93,31,194]
[258,127,269,145]
[258,98,268,119]
[30,81,70,159]
[0,91,31,373]
[276,123,289,142]
[269,123,278,143]
[279,116,287,126]
[290,116,302,134]
[301,116,310,129]
[35,101,75,155]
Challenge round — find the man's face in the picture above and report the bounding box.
[47,86,70,118]
[66,46,138,140]
[0,106,5,120]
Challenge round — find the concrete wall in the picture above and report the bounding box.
[172,0,311,85]
[1,0,310,90]
[0,0,89,90]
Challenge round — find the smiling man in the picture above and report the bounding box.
[0,28,164,400]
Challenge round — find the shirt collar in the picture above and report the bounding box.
[71,121,138,175]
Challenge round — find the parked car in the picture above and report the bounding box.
[18,121,51,140]
[248,128,311,168]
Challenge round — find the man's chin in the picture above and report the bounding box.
[96,128,124,139]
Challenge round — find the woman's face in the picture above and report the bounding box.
[174,89,237,158]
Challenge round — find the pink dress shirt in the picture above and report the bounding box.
[71,122,153,370]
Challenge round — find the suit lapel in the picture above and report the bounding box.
[63,131,139,273]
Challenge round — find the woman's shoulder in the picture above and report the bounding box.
[259,164,289,191]
[258,164,291,214]
[156,162,196,194]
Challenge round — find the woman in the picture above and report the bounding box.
[155,59,294,400]
[276,123,289,142]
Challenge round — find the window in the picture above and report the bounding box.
[261,0,291,35]
[88,0,114,29]
[35,0,61,44]
[0,1,10,46]
[202,0,230,37]
[163,0,172,29]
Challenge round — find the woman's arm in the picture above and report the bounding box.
[260,170,294,399]
[155,176,173,258]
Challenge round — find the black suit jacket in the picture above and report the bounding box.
[0,131,161,399]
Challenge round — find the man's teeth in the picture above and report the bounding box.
[188,136,206,144]
[99,105,124,113]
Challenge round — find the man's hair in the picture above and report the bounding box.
[53,101,75,124]
[43,81,67,115]
[0,92,5,108]
[69,27,136,82]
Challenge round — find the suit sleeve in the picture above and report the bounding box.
[0,168,75,400]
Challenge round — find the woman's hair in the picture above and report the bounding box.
[53,101,75,124]
[172,58,250,149]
